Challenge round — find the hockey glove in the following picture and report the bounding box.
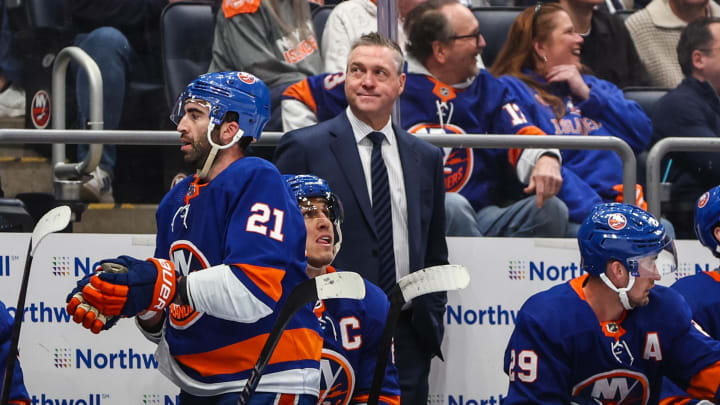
[66,263,126,333]
[81,255,178,317]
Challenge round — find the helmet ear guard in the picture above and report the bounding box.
[695,185,720,258]
[171,72,271,179]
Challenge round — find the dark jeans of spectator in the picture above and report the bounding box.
[74,26,134,177]
[0,0,22,84]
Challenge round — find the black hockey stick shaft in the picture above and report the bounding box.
[1,239,33,405]
[367,285,405,405]
[237,278,318,405]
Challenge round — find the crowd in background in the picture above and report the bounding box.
[0,0,718,238]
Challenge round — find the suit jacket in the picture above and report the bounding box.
[274,111,449,358]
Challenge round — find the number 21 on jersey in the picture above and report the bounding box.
[246,203,285,242]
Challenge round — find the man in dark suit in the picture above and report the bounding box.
[274,32,448,404]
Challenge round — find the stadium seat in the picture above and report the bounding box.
[622,87,669,117]
[472,7,523,68]
[312,5,334,50]
[161,2,216,109]
[0,199,34,232]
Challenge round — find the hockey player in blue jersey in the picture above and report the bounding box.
[284,174,401,405]
[504,202,720,404]
[65,72,321,405]
[659,185,720,404]
[0,300,30,405]
[280,0,568,238]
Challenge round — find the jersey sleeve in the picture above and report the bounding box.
[503,302,572,404]
[352,283,401,405]
[281,72,349,130]
[662,290,720,402]
[0,302,30,404]
[186,163,308,322]
[576,76,651,153]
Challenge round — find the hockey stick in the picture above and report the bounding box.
[237,271,366,405]
[367,264,470,405]
[2,206,71,405]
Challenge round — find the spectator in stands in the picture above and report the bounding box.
[0,0,24,118]
[71,0,171,203]
[490,3,652,234]
[209,0,322,131]
[558,0,649,88]
[275,32,449,405]
[321,0,421,73]
[282,0,568,238]
[626,0,720,88]
[652,17,720,237]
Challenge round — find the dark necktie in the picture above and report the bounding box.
[367,131,396,293]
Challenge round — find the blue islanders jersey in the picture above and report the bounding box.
[0,301,30,405]
[504,274,720,404]
[153,157,322,396]
[499,74,652,223]
[659,270,720,404]
[283,70,546,211]
[314,267,400,405]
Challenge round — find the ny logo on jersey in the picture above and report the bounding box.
[572,369,649,405]
[319,348,355,405]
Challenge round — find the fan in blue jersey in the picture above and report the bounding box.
[504,202,720,404]
[65,72,321,405]
[279,0,569,238]
[284,174,401,405]
[660,185,720,404]
[0,300,30,405]
[489,4,653,229]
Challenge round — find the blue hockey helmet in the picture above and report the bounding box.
[170,71,271,141]
[578,203,676,279]
[284,174,344,255]
[695,185,720,257]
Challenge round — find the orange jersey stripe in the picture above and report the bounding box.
[236,263,286,302]
[687,359,720,399]
[175,327,323,377]
[282,80,318,114]
[508,126,546,167]
[9,400,30,405]
[659,398,692,405]
[352,394,401,405]
[706,271,720,283]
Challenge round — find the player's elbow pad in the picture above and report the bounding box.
[186,264,273,323]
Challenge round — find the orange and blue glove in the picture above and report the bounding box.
[66,261,128,333]
[79,255,178,317]
[68,256,177,322]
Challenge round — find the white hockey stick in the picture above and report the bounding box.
[368,264,470,405]
[237,271,366,405]
[2,206,71,405]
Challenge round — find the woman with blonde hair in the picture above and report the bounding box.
[490,3,652,233]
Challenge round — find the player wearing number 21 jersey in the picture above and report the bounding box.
[504,203,720,404]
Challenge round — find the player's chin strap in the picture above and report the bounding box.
[333,223,343,257]
[196,122,246,180]
[599,273,635,310]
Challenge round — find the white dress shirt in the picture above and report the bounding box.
[346,107,410,282]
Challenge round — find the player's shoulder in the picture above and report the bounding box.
[672,272,713,291]
[644,285,692,324]
[518,281,583,325]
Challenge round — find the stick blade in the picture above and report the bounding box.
[31,206,71,255]
[315,272,366,301]
[399,264,470,302]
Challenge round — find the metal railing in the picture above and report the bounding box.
[646,137,720,218]
[52,46,104,180]
[0,130,637,204]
